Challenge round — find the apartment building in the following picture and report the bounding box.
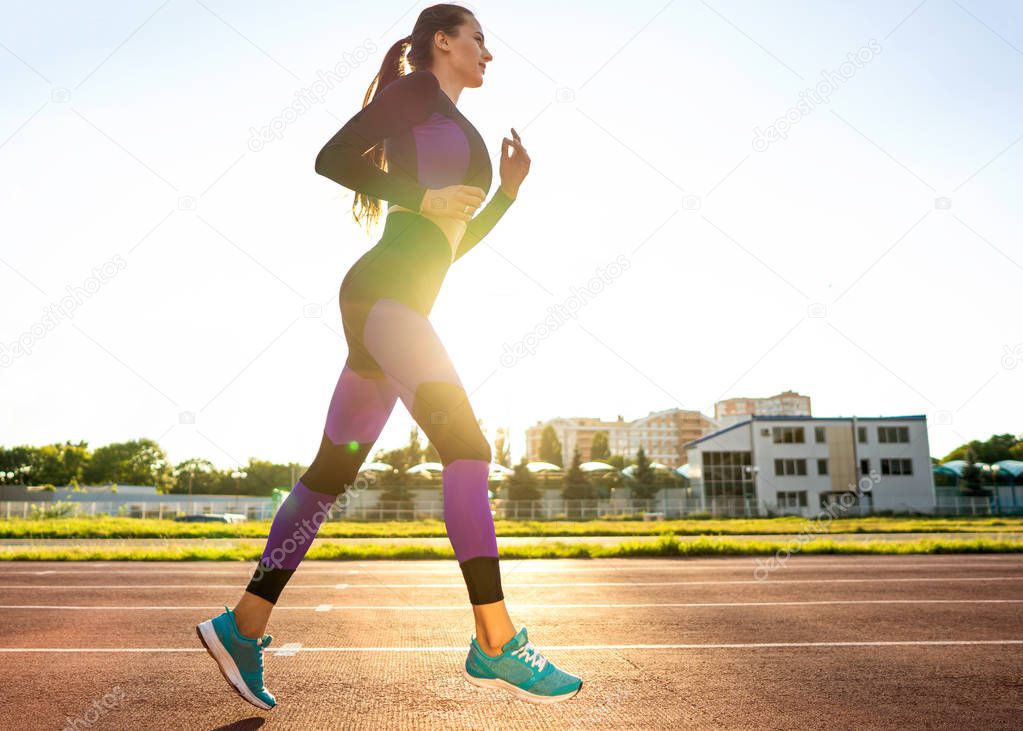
[526,408,716,467]
[714,390,812,427]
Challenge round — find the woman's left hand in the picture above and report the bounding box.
[498,127,530,200]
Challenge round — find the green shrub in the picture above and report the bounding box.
[28,501,77,519]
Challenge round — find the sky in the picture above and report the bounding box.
[1,0,1021,470]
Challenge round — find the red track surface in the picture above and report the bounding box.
[2,555,1021,729]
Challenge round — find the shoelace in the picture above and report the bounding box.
[249,634,271,675]
[511,641,548,672]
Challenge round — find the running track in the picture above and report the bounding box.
[2,555,1021,729]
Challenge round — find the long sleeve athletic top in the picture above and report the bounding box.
[315,69,515,262]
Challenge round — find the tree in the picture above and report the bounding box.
[538,425,562,467]
[589,431,610,461]
[606,454,626,470]
[82,438,173,491]
[171,458,219,494]
[405,426,424,467]
[424,442,441,464]
[943,433,1020,464]
[238,459,294,496]
[374,446,408,485]
[378,483,415,518]
[959,448,989,495]
[506,456,541,503]
[630,446,659,501]
[61,441,90,483]
[561,448,595,517]
[0,446,34,484]
[374,427,428,486]
[494,427,511,467]
[29,441,90,485]
[0,443,89,486]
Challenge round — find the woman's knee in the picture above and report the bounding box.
[439,430,492,466]
[300,433,372,496]
[410,381,492,465]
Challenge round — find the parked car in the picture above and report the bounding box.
[174,512,247,523]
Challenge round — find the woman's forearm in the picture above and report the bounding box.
[453,187,516,262]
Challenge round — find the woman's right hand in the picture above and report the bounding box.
[419,185,486,220]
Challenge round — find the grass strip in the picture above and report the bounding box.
[2,516,1022,539]
[1,535,1021,561]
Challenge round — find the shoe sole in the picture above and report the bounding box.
[462,666,582,704]
[196,620,275,710]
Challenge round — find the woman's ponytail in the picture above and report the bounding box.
[349,4,473,232]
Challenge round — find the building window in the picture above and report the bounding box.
[817,458,828,475]
[860,458,869,475]
[777,490,808,508]
[881,458,913,476]
[702,451,755,506]
[878,426,909,443]
[857,426,867,443]
[774,458,807,476]
[772,426,805,444]
[814,426,825,443]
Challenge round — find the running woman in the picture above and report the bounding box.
[196,4,583,709]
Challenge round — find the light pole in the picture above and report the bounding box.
[744,464,760,517]
[183,462,212,516]
[991,465,1000,515]
[231,470,248,513]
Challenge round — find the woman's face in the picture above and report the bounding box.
[442,16,492,87]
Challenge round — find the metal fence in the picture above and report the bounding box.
[1,495,1013,520]
[0,499,692,521]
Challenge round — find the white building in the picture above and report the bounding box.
[683,414,935,515]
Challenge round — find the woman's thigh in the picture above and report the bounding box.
[361,297,491,465]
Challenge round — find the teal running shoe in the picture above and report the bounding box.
[463,626,583,703]
[196,605,276,710]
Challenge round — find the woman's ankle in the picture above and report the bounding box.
[232,610,265,639]
[477,640,504,657]
[233,594,272,639]
[477,627,516,656]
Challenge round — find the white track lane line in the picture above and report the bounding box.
[4,576,1023,589]
[1,640,1022,653]
[0,599,1021,610]
[2,559,1021,575]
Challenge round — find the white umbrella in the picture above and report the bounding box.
[526,461,563,473]
[406,462,444,475]
[488,463,514,479]
[622,462,673,477]
[580,461,616,473]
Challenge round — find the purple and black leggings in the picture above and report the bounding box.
[244,211,502,606]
